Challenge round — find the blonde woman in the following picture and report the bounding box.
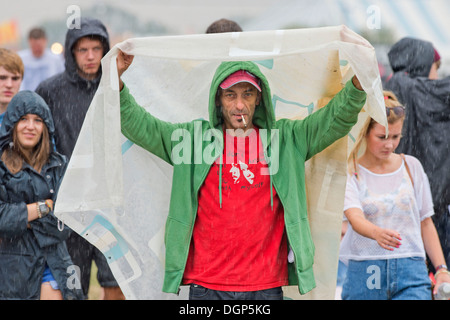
[339,91,450,300]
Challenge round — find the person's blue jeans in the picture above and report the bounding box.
[341,257,432,300]
[188,284,283,300]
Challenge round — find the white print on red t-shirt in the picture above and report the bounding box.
[229,160,255,184]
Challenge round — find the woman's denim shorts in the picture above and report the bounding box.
[42,265,59,290]
[341,257,432,300]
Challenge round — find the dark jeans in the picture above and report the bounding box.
[188,284,283,300]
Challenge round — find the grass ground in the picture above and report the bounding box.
[87,263,102,300]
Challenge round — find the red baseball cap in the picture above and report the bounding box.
[434,48,441,62]
[220,70,261,92]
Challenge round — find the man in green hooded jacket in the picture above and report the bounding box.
[116,50,366,300]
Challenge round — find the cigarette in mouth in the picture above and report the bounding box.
[241,115,247,127]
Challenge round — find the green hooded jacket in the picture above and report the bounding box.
[119,61,366,294]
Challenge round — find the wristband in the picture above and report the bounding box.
[36,202,42,219]
[45,199,53,211]
[436,264,448,272]
[435,268,450,278]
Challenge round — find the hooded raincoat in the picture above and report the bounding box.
[0,91,83,300]
[385,37,450,222]
[119,61,366,295]
[35,17,110,159]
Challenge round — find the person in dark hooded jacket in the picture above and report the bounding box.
[35,17,124,300]
[35,17,110,159]
[0,91,83,300]
[385,37,450,272]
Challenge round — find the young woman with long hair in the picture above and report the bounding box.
[0,91,83,300]
[339,91,450,300]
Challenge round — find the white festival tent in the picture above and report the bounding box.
[54,25,385,299]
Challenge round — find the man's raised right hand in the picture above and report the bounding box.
[117,49,134,90]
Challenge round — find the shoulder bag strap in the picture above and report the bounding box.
[400,153,414,187]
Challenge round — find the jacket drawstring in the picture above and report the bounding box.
[267,145,274,211]
[219,158,223,209]
[269,174,274,210]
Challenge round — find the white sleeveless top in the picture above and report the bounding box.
[339,155,434,264]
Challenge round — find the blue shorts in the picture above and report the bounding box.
[341,257,432,300]
[42,265,59,290]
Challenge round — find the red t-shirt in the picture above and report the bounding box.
[183,127,288,291]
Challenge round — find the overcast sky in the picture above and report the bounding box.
[0,0,280,36]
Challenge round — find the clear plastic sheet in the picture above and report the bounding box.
[54,25,385,299]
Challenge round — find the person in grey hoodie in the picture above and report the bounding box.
[36,17,124,300]
[0,91,83,300]
[385,37,450,274]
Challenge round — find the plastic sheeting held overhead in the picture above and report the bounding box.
[55,25,385,300]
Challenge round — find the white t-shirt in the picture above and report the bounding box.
[18,49,65,91]
[339,155,434,264]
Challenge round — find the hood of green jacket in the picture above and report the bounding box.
[208,61,276,131]
[207,61,278,209]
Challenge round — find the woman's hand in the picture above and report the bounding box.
[434,269,450,296]
[345,208,401,251]
[373,227,402,251]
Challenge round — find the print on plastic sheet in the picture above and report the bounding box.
[81,214,142,290]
